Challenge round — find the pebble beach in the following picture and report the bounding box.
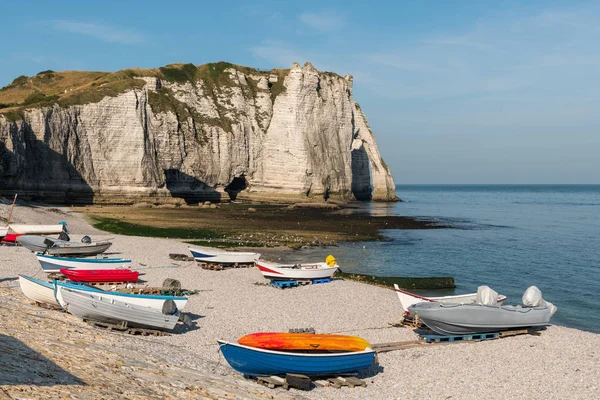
[1,205,598,399]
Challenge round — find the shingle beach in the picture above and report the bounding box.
[1,205,598,399]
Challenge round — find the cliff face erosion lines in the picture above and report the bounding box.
[0,62,397,204]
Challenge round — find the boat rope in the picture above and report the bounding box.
[0,387,14,400]
[212,343,227,374]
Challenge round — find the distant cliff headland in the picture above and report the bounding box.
[0,62,398,205]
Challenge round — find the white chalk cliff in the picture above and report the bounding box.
[0,62,398,204]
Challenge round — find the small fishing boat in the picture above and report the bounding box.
[54,280,188,311]
[36,254,131,273]
[188,245,261,264]
[238,332,371,352]
[58,287,179,331]
[18,235,112,256]
[9,223,66,235]
[393,284,507,315]
[18,274,60,308]
[256,256,339,280]
[218,340,376,376]
[60,268,139,283]
[408,302,554,335]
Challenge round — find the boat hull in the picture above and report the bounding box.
[9,224,65,235]
[54,281,187,311]
[393,284,507,314]
[257,261,338,280]
[36,254,131,273]
[60,268,139,283]
[408,302,552,335]
[0,227,7,240]
[238,333,371,352]
[18,235,112,256]
[18,275,60,307]
[218,341,376,376]
[59,287,179,331]
[189,246,260,264]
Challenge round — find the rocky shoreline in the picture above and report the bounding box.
[79,203,446,249]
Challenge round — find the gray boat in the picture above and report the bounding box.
[408,302,553,335]
[17,235,112,256]
[59,287,179,331]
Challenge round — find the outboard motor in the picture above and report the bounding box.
[58,222,70,241]
[522,286,558,315]
[58,231,70,241]
[162,299,178,315]
[81,236,92,244]
[476,285,499,306]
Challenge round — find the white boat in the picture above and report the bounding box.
[256,259,339,280]
[0,226,7,240]
[188,245,261,264]
[18,274,60,308]
[58,287,180,331]
[393,284,507,315]
[54,281,188,311]
[9,224,66,235]
[36,254,132,273]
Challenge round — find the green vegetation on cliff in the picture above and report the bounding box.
[0,62,291,121]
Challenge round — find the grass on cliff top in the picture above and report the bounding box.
[0,62,292,121]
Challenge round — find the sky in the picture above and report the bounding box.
[1,0,598,184]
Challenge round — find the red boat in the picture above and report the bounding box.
[60,268,139,282]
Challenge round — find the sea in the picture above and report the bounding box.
[283,185,600,334]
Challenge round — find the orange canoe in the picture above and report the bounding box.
[237,332,371,352]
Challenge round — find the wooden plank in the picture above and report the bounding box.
[256,376,288,390]
[372,340,424,349]
[199,261,254,270]
[344,377,367,387]
[327,378,345,389]
[374,343,427,353]
[313,380,330,388]
[285,373,311,390]
[498,328,533,338]
[83,319,170,336]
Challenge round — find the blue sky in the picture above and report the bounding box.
[1,0,598,183]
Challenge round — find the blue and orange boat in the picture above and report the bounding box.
[217,340,376,376]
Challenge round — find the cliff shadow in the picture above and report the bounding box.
[163,169,220,204]
[0,334,86,386]
[351,143,373,201]
[0,121,94,205]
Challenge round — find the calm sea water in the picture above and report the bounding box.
[282,185,600,333]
